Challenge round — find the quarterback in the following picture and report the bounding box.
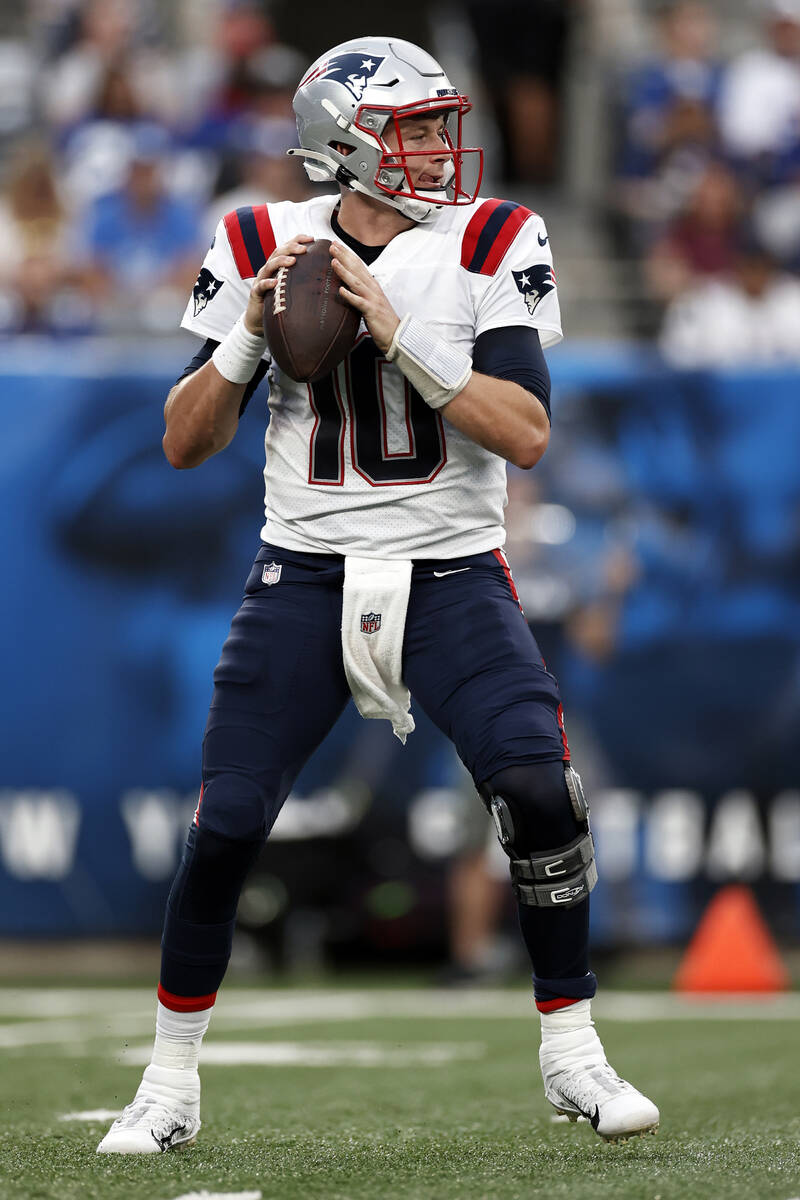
[98,36,658,1153]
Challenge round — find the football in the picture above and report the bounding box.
[263,239,361,382]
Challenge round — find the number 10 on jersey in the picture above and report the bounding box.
[307,336,447,486]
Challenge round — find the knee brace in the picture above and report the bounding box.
[480,762,597,909]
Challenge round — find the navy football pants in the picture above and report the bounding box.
[198,542,569,839]
[162,542,592,1003]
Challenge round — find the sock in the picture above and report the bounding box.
[518,898,591,982]
[540,997,592,1044]
[148,999,213,1079]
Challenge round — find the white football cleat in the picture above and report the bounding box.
[96,1064,201,1154]
[540,1025,659,1143]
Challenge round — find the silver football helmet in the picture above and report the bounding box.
[288,36,483,222]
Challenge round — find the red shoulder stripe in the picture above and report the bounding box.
[223,209,253,278]
[224,205,278,277]
[252,204,277,265]
[461,199,535,275]
[460,199,505,271]
[481,205,534,274]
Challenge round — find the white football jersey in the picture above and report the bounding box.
[181,193,562,559]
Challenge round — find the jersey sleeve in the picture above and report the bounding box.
[179,205,278,343]
[180,219,251,341]
[464,201,563,349]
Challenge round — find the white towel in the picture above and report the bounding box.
[341,556,415,743]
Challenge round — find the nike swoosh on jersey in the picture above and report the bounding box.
[433,568,472,577]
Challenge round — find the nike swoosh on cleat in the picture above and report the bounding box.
[155,1123,188,1152]
[538,232,549,246]
[589,1106,600,1131]
[433,568,472,577]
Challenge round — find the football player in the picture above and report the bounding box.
[98,37,658,1154]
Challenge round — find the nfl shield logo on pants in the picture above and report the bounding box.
[361,611,381,635]
[262,561,282,586]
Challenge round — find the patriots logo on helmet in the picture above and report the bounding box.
[512,264,556,316]
[192,267,224,317]
[309,53,386,101]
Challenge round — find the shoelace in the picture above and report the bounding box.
[556,1062,629,1115]
[113,1096,190,1140]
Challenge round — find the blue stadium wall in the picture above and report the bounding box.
[1,341,799,945]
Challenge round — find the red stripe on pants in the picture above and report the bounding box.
[492,548,523,612]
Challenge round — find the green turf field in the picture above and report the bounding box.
[1,986,799,1200]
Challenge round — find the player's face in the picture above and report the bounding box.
[383,116,450,189]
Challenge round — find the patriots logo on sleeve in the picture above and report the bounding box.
[301,53,385,101]
[192,268,224,317]
[512,264,556,316]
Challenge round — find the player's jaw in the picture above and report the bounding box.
[383,116,451,190]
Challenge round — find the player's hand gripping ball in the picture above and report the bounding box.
[262,238,361,382]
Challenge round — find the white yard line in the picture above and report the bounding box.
[0,1014,157,1049]
[121,1040,486,1067]
[1,988,799,1053]
[170,1192,262,1200]
[59,1109,121,1122]
[0,989,163,1018]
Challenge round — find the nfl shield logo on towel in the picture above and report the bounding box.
[262,562,282,586]
[361,611,381,635]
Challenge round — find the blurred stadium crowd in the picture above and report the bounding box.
[2,0,800,355]
[0,0,311,335]
[611,0,800,359]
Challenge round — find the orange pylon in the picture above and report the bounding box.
[674,884,790,993]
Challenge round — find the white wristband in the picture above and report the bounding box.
[386,314,472,409]
[211,314,268,385]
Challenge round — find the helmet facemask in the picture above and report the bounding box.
[354,97,482,217]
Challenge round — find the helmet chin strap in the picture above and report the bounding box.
[392,193,441,222]
[287,146,442,223]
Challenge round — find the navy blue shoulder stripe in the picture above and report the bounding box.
[461,199,534,275]
[223,206,277,278]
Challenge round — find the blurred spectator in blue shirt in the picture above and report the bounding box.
[205,114,310,239]
[615,1,722,251]
[721,2,800,273]
[60,63,161,208]
[77,124,203,333]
